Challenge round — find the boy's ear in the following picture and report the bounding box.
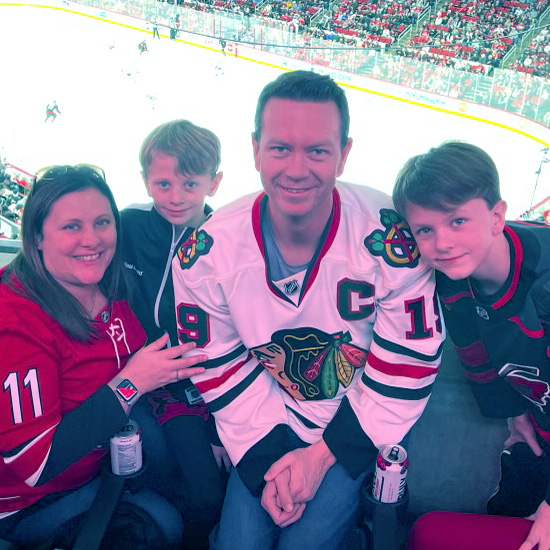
[492,200,507,234]
[141,170,152,197]
[208,172,223,197]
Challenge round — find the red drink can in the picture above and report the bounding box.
[372,444,408,503]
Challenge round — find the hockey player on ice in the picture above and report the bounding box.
[44,101,61,122]
[138,40,148,54]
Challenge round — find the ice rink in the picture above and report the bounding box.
[1,3,549,218]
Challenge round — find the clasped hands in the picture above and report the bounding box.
[261,439,336,527]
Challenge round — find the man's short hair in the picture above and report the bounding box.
[254,70,350,149]
[140,119,221,178]
[392,141,501,216]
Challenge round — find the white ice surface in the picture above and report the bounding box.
[1,5,549,218]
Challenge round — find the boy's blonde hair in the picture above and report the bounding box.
[140,120,221,178]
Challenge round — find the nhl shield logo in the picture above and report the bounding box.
[177,229,213,270]
[365,209,419,268]
[476,306,489,320]
[284,280,300,295]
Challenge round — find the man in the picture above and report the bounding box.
[152,16,160,39]
[44,100,61,123]
[172,70,443,549]
[138,40,148,54]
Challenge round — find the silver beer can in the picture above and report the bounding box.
[110,420,143,476]
[372,444,408,503]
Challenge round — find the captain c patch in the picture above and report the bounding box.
[364,209,419,268]
[177,229,213,270]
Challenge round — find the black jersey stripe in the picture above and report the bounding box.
[208,364,265,412]
[201,344,248,370]
[361,372,433,400]
[373,332,444,362]
[285,405,321,430]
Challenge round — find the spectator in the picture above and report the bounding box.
[121,120,228,550]
[393,141,550,550]
[0,164,206,549]
[172,70,442,549]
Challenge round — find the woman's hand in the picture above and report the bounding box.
[119,333,207,394]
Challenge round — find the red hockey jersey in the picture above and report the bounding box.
[0,279,146,515]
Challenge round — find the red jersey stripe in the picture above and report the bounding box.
[368,352,438,379]
[510,316,545,338]
[195,353,253,393]
[494,227,523,310]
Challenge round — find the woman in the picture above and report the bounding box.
[0,164,206,548]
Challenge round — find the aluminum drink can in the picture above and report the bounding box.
[372,444,408,503]
[110,420,142,476]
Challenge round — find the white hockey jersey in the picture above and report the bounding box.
[172,182,444,494]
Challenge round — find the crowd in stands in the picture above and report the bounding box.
[400,0,547,73]
[313,0,428,48]
[512,26,550,75]
[166,0,550,77]
[0,160,28,229]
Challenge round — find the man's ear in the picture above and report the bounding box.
[208,172,223,197]
[492,200,507,234]
[336,138,353,178]
[252,132,261,172]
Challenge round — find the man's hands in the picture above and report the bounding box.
[262,469,307,527]
[261,440,336,527]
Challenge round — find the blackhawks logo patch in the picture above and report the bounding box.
[251,328,368,401]
[364,209,419,268]
[177,229,213,270]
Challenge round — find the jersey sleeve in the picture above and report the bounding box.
[436,273,529,420]
[0,320,66,487]
[172,253,295,495]
[324,263,444,477]
[0,321,126,490]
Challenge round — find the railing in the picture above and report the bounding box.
[0,216,21,241]
[52,0,550,125]
[0,238,21,268]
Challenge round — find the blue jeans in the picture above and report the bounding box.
[0,477,183,546]
[212,456,369,550]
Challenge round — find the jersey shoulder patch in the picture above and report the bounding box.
[364,208,419,268]
[176,228,214,270]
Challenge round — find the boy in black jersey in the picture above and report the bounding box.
[393,141,550,550]
[122,120,227,550]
